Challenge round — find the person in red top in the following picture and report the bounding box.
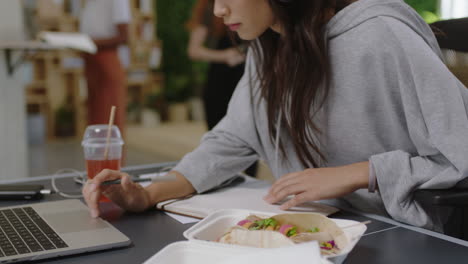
[80,0,131,138]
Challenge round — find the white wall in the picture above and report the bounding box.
[440,0,468,19]
[0,0,28,180]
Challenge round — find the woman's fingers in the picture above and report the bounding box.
[265,180,302,204]
[264,172,304,203]
[82,169,151,216]
[83,180,102,218]
[82,169,124,217]
[93,169,122,185]
[272,171,303,187]
[269,172,303,191]
[100,172,149,212]
[264,169,325,209]
[103,173,132,207]
[279,192,312,210]
[120,173,133,192]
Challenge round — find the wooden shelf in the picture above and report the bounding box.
[140,13,154,20]
[25,0,164,138]
[127,80,148,86]
[23,0,84,139]
[60,68,83,75]
[26,80,46,89]
[26,94,48,105]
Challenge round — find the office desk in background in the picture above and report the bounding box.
[1,163,468,264]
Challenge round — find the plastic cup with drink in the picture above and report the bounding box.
[82,124,124,202]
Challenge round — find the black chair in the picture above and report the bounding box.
[413,18,468,240]
[432,17,468,86]
[431,17,468,52]
[414,188,468,240]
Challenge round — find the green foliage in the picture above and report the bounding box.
[421,11,440,24]
[405,0,438,14]
[156,0,198,103]
[404,0,440,23]
[55,104,75,137]
[144,91,167,119]
[164,74,192,103]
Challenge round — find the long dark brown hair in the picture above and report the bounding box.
[249,0,354,168]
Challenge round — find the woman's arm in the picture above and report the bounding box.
[173,52,260,193]
[84,52,259,217]
[144,171,196,204]
[83,169,195,218]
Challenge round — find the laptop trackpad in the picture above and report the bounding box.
[43,210,109,234]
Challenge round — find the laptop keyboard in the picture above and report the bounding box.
[0,207,68,257]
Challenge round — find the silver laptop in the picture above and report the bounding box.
[0,199,131,263]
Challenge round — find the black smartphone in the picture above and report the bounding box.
[0,184,44,200]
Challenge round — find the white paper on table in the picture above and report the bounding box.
[156,176,339,219]
[38,31,97,53]
[165,212,200,224]
[219,241,327,264]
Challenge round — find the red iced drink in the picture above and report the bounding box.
[86,159,121,202]
[82,125,124,203]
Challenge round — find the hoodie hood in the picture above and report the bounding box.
[326,0,442,58]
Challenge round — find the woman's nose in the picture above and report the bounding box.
[213,1,229,18]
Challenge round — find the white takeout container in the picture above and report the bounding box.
[144,209,366,264]
[144,241,332,264]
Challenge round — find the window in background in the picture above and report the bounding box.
[440,0,468,19]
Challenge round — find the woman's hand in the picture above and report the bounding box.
[223,48,245,67]
[264,161,370,210]
[82,169,151,218]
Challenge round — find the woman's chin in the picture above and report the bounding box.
[237,31,258,41]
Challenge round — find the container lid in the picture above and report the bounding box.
[81,125,123,145]
[142,241,258,264]
[143,240,332,264]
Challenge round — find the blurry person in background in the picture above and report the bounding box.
[80,0,130,138]
[187,0,257,177]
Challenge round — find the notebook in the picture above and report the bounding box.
[0,199,130,263]
[156,175,339,219]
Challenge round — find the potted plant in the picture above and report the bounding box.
[55,103,75,137]
[142,92,164,127]
[126,101,141,124]
[165,74,192,122]
[156,0,196,122]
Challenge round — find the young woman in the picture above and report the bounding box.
[83,0,468,232]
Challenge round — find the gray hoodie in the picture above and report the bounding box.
[174,0,468,231]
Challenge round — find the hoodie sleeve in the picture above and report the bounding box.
[173,52,261,193]
[370,17,468,228]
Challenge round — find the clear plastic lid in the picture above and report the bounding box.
[81,125,124,146]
